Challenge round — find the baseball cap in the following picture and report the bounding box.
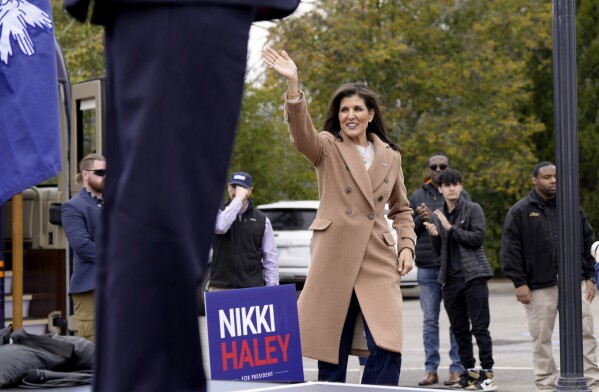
[228,171,253,189]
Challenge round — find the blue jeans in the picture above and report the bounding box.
[418,267,462,373]
[318,292,402,385]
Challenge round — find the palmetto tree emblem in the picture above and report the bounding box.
[0,0,52,65]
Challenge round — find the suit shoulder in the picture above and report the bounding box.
[63,193,83,208]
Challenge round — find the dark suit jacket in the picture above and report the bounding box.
[64,0,300,25]
[61,188,101,294]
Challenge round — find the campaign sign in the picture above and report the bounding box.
[205,284,304,382]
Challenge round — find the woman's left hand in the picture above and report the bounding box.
[398,248,414,276]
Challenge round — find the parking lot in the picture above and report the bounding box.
[200,279,599,391]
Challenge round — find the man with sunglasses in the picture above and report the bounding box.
[408,153,469,386]
[61,153,106,341]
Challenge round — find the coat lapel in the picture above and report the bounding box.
[335,132,374,210]
[368,134,395,194]
[80,188,102,218]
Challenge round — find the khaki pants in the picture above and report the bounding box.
[524,283,599,391]
[72,291,95,342]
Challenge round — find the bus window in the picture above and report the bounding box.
[78,98,97,158]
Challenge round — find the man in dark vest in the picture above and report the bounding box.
[210,171,279,289]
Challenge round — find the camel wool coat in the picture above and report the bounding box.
[284,93,416,364]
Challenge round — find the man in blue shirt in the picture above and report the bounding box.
[210,171,279,289]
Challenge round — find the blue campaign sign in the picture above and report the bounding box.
[205,284,304,382]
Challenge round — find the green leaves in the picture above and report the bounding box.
[51,0,104,84]
[235,0,555,271]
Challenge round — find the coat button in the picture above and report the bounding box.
[384,177,389,183]
[346,208,352,214]
[345,187,352,193]
[378,196,384,202]
[368,214,374,220]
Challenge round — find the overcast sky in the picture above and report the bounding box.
[246,1,314,83]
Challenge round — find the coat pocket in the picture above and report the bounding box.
[309,218,332,231]
[382,232,396,246]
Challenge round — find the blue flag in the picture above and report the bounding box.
[0,0,61,205]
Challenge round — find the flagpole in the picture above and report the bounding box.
[12,194,23,330]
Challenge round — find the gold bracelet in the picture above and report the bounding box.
[286,91,301,99]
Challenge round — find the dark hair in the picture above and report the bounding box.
[322,82,399,151]
[428,152,450,165]
[533,161,554,177]
[437,168,462,185]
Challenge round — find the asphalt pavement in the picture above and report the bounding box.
[200,279,599,391]
[8,280,594,391]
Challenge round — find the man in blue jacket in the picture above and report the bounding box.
[61,153,105,342]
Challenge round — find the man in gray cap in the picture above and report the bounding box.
[209,171,279,289]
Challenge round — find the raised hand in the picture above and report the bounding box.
[262,47,299,87]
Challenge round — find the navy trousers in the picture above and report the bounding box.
[95,5,254,391]
[317,292,402,385]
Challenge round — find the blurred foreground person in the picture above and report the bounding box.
[62,1,299,391]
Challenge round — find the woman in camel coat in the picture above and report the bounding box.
[263,47,416,385]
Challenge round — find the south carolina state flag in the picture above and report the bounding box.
[0,0,61,205]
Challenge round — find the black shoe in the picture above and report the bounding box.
[450,369,479,390]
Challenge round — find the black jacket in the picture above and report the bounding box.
[409,180,470,268]
[500,189,596,290]
[431,198,494,284]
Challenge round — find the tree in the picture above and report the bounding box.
[244,0,550,271]
[527,0,599,236]
[577,0,599,231]
[228,83,317,206]
[51,0,105,83]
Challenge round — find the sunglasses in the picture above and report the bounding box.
[429,164,448,171]
[84,169,106,177]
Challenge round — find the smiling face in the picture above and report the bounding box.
[338,94,375,146]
